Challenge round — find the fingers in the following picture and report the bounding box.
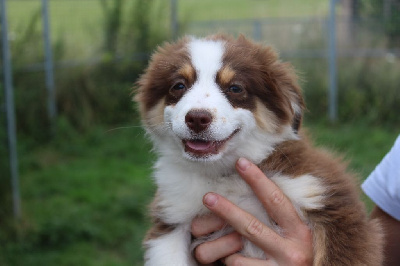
[192,215,242,264]
[198,158,313,264]
[235,158,307,237]
[194,232,243,265]
[203,192,284,256]
[191,214,225,238]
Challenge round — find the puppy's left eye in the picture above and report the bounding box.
[172,83,186,91]
[228,85,243,94]
[169,82,187,99]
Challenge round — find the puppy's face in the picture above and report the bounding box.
[136,35,304,163]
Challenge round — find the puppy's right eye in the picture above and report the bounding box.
[169,82,187,99]
[172,83,186,91]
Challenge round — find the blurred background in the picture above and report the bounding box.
[0,0,399,265]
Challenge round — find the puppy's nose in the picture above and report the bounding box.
[185,110,212,133]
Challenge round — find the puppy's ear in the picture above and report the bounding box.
[290,99,303,134]
[276,63,305,134]
[287,79,305,133]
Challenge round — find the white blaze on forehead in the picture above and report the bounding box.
[189,38,225,78]
[181,38,228,110]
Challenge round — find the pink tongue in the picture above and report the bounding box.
[186,140,213,151]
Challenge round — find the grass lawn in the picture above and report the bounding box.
[1,120,398,265]
[1,123,155,266]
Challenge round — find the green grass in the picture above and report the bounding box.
[1,122,155,266]
[306,121,398,177]
[1,120,399,265]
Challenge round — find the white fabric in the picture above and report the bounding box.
[362,135,400,220]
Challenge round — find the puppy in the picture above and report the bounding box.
[135,34,383,265]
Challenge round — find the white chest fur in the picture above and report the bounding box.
[153,156,325,224]
[144,156,326,265]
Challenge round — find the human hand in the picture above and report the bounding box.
[191,158,313,265]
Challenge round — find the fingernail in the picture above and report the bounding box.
[237,157,251,171]
[204,193,218,207]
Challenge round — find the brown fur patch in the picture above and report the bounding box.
[260,132,383,265]
[135,37,193,118]
[219,35,304,131]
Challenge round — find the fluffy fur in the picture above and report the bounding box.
[135,34,383,265]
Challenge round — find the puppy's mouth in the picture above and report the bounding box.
[182,129,239,158]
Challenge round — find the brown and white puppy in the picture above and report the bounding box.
[135,34,383,265]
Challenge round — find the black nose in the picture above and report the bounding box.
[185,110,212,133]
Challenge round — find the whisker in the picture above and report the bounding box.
[105,125,143,133]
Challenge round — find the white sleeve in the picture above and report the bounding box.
[361,135,400,221]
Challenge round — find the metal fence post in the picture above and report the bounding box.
[171,0,178,39]
[42,0,57,131]
[1,0,21,219]
[328,0,338,122]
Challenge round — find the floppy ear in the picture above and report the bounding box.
[288,85,305,134]
[272,61,305,134]
[279,58,305,133]
[253,39,305,134]
[290,96,304,134]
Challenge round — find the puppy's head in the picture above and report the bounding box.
[136,35,304,164]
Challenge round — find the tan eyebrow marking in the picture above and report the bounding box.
[178,64,196,84]
[218,66,236,85]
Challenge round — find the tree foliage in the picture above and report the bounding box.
[359,0,400,44]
